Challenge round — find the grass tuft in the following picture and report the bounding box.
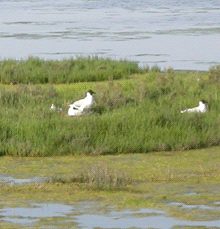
[209,64,220,84]
[50,164,132,191]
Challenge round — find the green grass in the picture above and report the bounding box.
[0,61,219,227]
[0,57,144,84]
[50,164,132,191]
[0,60,219,156]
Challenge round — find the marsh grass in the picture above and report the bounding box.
[0,57,143,84]
[51,164,132,191]
[0,64,219,156]
[0,147,219,218]
[209,64,220,84]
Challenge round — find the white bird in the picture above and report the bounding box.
[50,104,56,111]
[67,90,95,116]
[70,90,95,112]
[181,100,208,113]
[68,104,93,116]
[68,104,84,116]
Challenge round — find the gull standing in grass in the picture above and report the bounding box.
[181,100,208,113]
[68,90,95,116]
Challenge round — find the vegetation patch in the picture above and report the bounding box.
[0,64,219,156]
[50,164,132,191]
[0,57,144,84]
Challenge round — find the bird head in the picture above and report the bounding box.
[199,100,208,105]
[87,89,95,95]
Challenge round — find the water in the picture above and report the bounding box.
[0,0,220,71]
[169,202,220,211]
[1,202,220,228]
[76,214,220,229]
[0,203,74,225]
[0,174,45,185]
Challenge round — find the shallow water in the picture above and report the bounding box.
[0,203,74,225]
[1,201,220,228]
[0,0,220,70]
[76,214,220,229]
[169,202,220,211]
[0,174,45,185]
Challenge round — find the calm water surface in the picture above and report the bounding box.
[0,0,220,70]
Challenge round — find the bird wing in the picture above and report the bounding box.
[71,95,94,111]
[71,99,86,111]
[73,99,85,108]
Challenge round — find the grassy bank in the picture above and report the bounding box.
[0,59,219,156]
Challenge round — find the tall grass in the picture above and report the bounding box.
[209,64,220,84]
[0,57,144,84]
[0,65,219,156]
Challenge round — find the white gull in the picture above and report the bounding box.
[68,104,84,116]
[68,90,95,116]
[181,100,208,113]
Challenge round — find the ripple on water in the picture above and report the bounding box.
[0,0,220,70]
